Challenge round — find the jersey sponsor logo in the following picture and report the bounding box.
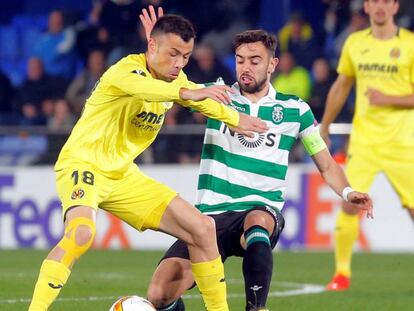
[229,101,246,112]
[71,188,85,200]
[357,63,398,73]
[222,125,276,148]
[390,47,400,59]
[271,104,284,124]
[237,133,265,148]
[135,111,164,124]
[131,111,165,131]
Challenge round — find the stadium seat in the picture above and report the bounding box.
[0,135,48,165]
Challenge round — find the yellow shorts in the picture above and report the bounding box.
[55,162,177,231]
[346,143,414,208]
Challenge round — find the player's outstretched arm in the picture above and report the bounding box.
[312,148,373,218]
[180,85,233,106]
[320,74,354,146]
[179,85,268,135]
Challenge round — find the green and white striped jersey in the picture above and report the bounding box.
[195,83,324,214]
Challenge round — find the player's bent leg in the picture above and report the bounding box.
[29,206,96,311]
[147,257,192,311]
[241,210,275,311]
[327,202,359,291]
[159,196,218,262]
[158,196,228,311]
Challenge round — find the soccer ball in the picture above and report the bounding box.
[109,295,156,311]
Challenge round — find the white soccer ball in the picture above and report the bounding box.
[109,295,156,311]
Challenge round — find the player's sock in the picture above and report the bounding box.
[242,225,272,311]
[29,217,95,310]
[28,259,71,311]
[191,256,228,311]
[335,210,359,277]
[157,298,185,311]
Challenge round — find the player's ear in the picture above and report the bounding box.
[393,0,399,15]
[269,57,279,74]
[148,37,157,54]
[363,0,369,15]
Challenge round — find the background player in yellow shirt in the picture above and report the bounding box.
[28,13,269,311]
[321,0,414,291]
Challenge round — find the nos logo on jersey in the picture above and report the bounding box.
[222,125,276,148]
[272,104,284,124]
[237,133,265,148]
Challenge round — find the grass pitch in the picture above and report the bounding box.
[0,250,413,310]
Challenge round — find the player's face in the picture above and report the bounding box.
[235,42,278,94]
[364,0,399,26]
[148,33,193,82]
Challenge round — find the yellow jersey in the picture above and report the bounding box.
[338,28,414,147]
[56,53,239,177]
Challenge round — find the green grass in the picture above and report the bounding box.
[1,250,413,310]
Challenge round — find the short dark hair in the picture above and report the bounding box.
[150,14,196,42]
[234,30,278,56]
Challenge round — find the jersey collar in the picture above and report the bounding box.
[367,27,400,38]
[231,82,277,101]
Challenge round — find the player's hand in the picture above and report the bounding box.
[348,191,373,219]
[139,5,163,41]
[231,113,269,138]
[319,124,332,148]
[366,88,389,106]
[179,85,234,105]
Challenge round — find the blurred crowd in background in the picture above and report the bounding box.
[0,0,413,165]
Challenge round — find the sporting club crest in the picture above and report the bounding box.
[272,104,284,124]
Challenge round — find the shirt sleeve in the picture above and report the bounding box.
[176,79,240,128]
[298,102,327,156]
[337,35,355,77]
[103,60,183,102]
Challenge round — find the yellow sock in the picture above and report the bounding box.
[191,256,228,311]
[28,259,71,311]
[334,210,359,277]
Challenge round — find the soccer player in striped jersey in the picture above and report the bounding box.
[140,10,373,309]
[28,14,269,311]
[321,0,414,291]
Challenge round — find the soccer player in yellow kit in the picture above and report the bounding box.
[28,14,269,311]
[321,0,414,290]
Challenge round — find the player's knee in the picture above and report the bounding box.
[57,217,96,266]
[244,210,274,233]
[74,225,95,247]
[147,283,171,308]
[190,215,216,246]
